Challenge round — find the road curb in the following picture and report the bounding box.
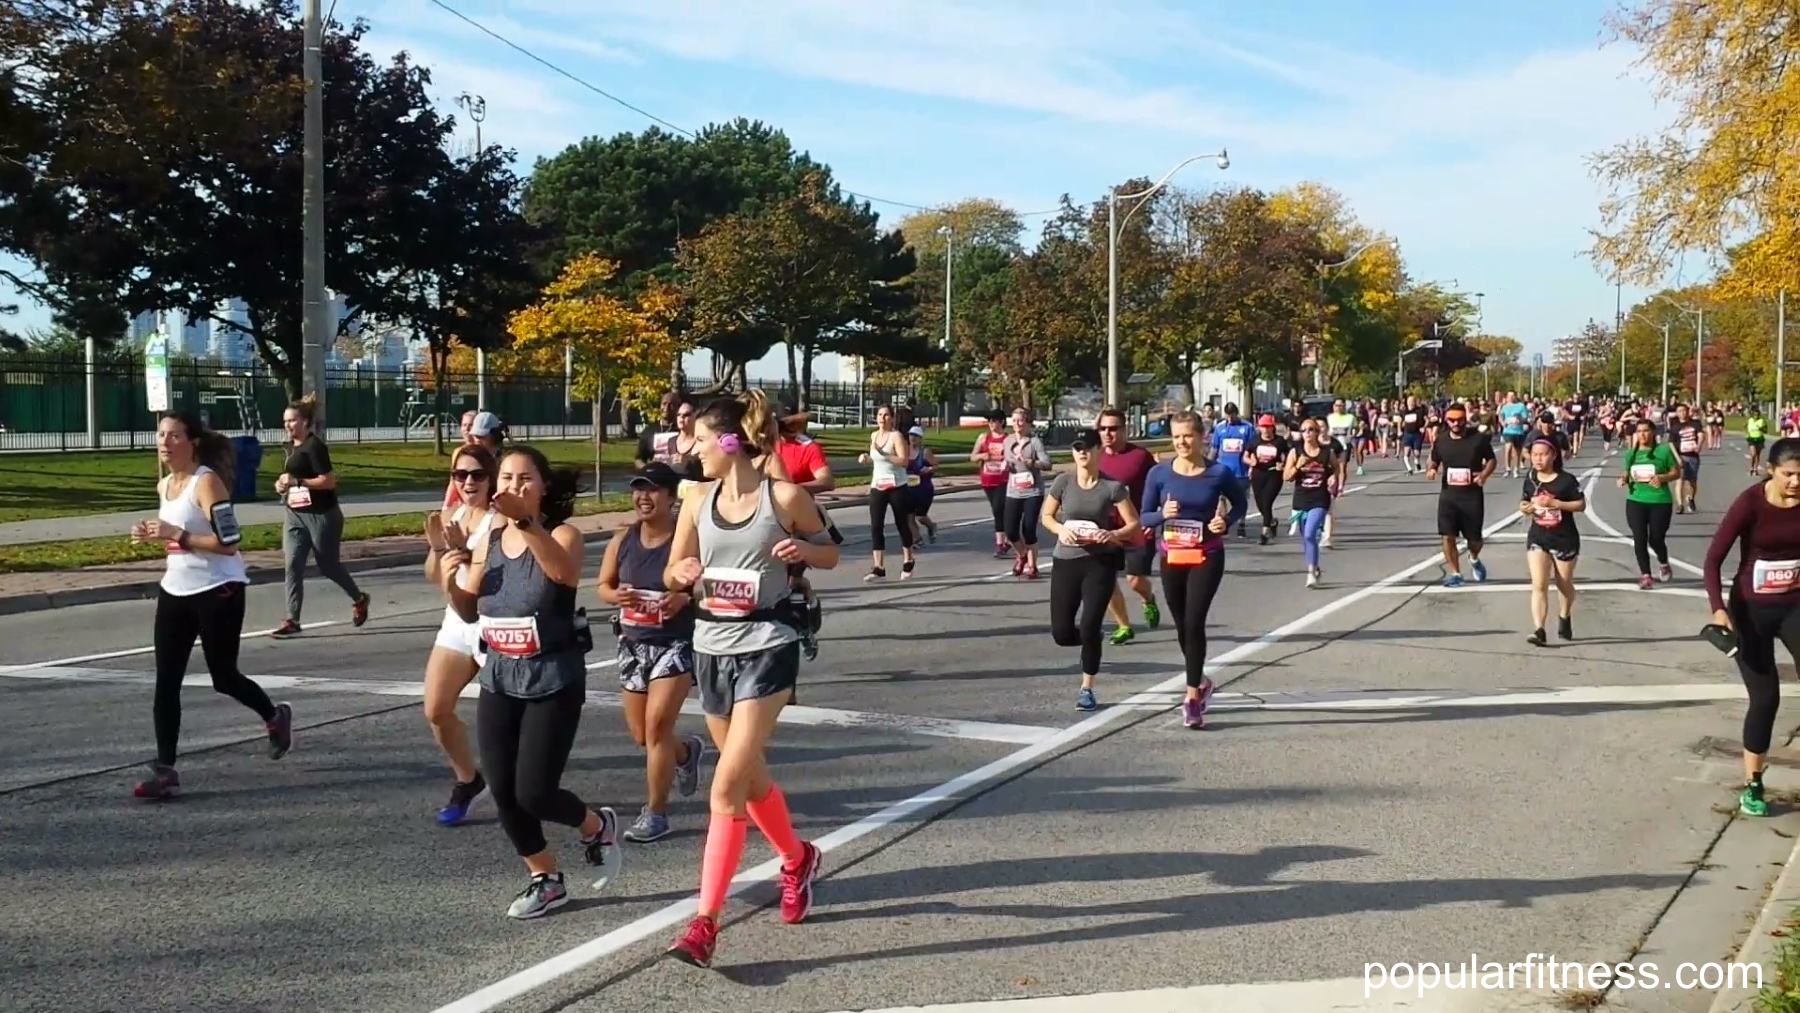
[0,486,988,618]
[1709,816,1800,1012]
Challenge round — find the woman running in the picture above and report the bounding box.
[861,405,915,581]
[272,393,371,637]
[663,392,838,967]
[1283,419,1335,589]
[1520,437,1585,645]
[422,444,499,825]
[1703,437,1800,817]
[443,411,506,511]
[1748,407,1769,474]
[905,426,938,544]
[969,412,1010,557]
[1140,410,1247,729]
[1619,418,1678,589]
[596,462,708,844]
[438,445,621,919]
[1245,414,1288,544]
[1041,427,1141,712]
[130,412,291,800]
[1003,408,1053,578]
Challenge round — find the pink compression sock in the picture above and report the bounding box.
[745,783,803,865]
[698,814,748,917]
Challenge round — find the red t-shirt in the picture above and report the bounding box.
[777,435,827,487]
[974,430,1009,487]
[1098,442,1155,535]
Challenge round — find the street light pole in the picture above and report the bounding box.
[1661,322,1671,404]
[1106,149,1230,407]
[301,0,328,418]
[938,224,954,427]
[456,93,487,410]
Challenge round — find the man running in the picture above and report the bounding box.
[1096,408,1161,642]
[1398,397,1426,474]
[1425,403,1497,586]
[1208,403,1255,538]
[1498,392,1530,478]
[1669,403,1704,513]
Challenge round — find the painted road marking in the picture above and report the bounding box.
[1364,581,1706,597]
[1581,471,1704,576]
[424,471,1550,1013]
[1135,682,1777,712]
[826,977,1583,1012]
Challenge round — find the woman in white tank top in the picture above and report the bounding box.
[858,405,916,580]
[127,412,291,801]
[421,445,500,825]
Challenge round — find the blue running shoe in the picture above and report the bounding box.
[1443,573,1464,587]
[1077,687,1097,711]
[1471,559,1488,583]
[437,774,488,826]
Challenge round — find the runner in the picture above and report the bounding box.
[130,412,290,800]
[1708,403,1727,450]
[1563,394,1586,456]
[1208,403,1254,538]
[444,411,506,511]
[1245,413,1289,545]
[1042,427,1141,711]
[860,405,915,581]
[595,461,708,844]
[1139,410,1247,729]
[969,412,1011,557]
[1095,407,1161,644]
[1520,437,1585,645]
[1669,404,1704,513]
[1619,418,1679,588]
[1748,407,1769,474]
[1282,419,1335,589]
[1425,403,1497,586]
[905,425,938,544]
[1002,408,1053,579]
[1320,421,1351,550]
[663,392,836,967]
[1398,397,1426,474]
[1325,399,1358,476]
[634,393,685,468]
[421,444,499,824]
[437,445,621,919]
[1702,437,1800,817]
[271,394,371,637]
[772,400,837,661]
[1499,392,1530,478]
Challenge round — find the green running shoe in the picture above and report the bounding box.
[1740,780,1769,817]
[1110,625,1135,646]
[1142,599,1161,629]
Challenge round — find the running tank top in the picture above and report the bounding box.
[476,527,585,699]
[442,504,497,629]
[693,479,799,656]
[909,448,933,493]
[869,431,908,492]
[615,522,694,645]
[159,466,247,595]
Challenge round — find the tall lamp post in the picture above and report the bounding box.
[937,224,954,427]
[1106,149,1230,408]
[301,0,328,421]
[456,93,488,409]
[1656,295,1704,405]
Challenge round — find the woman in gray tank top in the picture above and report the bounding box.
[440,445,623,920]
[596,461,708,845]
[660,391,837,967]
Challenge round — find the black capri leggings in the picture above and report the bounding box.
[1003,494,1041,545]
[477,683,592,857]
[1626,499,1672,576]
[153,581,277,766]
[869,487,913,552]
[1049,553,1117,674]
[1730,594,1800,755]
[1162,551,1228,689]
[984,485,1006,535]
[1250,470,1283,530]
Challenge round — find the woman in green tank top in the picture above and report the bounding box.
[1617,419,1681,587]
[1748,410,1769,473]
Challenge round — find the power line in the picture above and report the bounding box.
[420,0,1068,218]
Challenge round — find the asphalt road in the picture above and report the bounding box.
[0,437,1794,1013]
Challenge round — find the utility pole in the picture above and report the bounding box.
[1779,289,1788,414]
[301,0,328,418]
[457,94,488,414]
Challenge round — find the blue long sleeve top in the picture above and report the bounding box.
[1139,460,1248,550]
[1209,420,1256,479]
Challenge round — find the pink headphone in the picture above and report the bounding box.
[717,432,742,455]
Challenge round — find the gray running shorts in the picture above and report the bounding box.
[695,641,801,717]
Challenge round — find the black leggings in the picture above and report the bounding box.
[1162,551,1227,689]
[477,684,591,857]
[1730,595,1800,755]
[984,485,1006,536]
[1004,495,1041,545]
[869,487,913,552]
[152,582,277,766]
[1626,500,1672,576]
[1250,470,1283,530]
[1049,554,1117,674]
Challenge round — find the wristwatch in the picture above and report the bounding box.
[514,515,534,531]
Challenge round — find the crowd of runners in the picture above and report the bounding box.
[124,381,1800,963]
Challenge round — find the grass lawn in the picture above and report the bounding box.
[0,427,980,523]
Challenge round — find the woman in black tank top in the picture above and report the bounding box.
[597,462,707,844]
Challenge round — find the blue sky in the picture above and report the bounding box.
[10,0,1705,379]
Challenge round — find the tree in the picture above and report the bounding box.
[1446,335,1524,396]
[894,198,1026,261]
[1267,182,1409,391]
[1587,1,1800,293]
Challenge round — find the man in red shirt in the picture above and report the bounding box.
[1095,407,1162,640]
[774,397,837,661]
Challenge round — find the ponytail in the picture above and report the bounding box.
[287,392,320,427]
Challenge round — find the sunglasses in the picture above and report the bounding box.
[1096,425,1121,431]
[452,468,488,482]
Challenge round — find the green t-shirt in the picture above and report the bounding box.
[1622,443,1678,504]
[1748,416,1768,439]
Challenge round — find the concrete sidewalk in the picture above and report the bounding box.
[0,476,992,616]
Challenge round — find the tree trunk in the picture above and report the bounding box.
[799,339,815,412]
[432,340,448,457]
[592,368,605,500]
[784,331,799,400]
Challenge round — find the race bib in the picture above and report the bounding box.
[1405,413,1418,424]
[654,432,677,462]
[480,616,541,657]
[1446,467,1472,487]
[873,476,896,490]
[1630,463,1657,482]
[1221,438,1243,454]
[1064,519,1101,543]
[620,591,665,628]
[1009,471,1036,491]
[1378,417,1390,427]
[906,474,921,487]
[1680,436,1699,454]
[981,459,1007,475]
[286,486,312,508]
[1753,559,1800,594]
[1532,495,1562,527]
[1255,445,1278,463]
[700,566,760,618]
[1162,518,1206,549]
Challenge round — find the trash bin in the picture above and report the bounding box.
[231,436,263,502]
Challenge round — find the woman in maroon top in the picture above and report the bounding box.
[1703,438,1800,817]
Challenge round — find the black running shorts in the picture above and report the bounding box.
[1436,494,1485,544]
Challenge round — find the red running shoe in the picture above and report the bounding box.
[780,842,822,924]
[666,915,717,967]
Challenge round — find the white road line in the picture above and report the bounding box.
[427,468,1542,1013]
[826,976,1602,1011]
[0,665,1057,746]
[0,618,345,673]
[1364,581,1706,597]
[1177,681,1786,711]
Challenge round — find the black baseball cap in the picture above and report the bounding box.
[1070,427,1102,450]
[630,462,681,492]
